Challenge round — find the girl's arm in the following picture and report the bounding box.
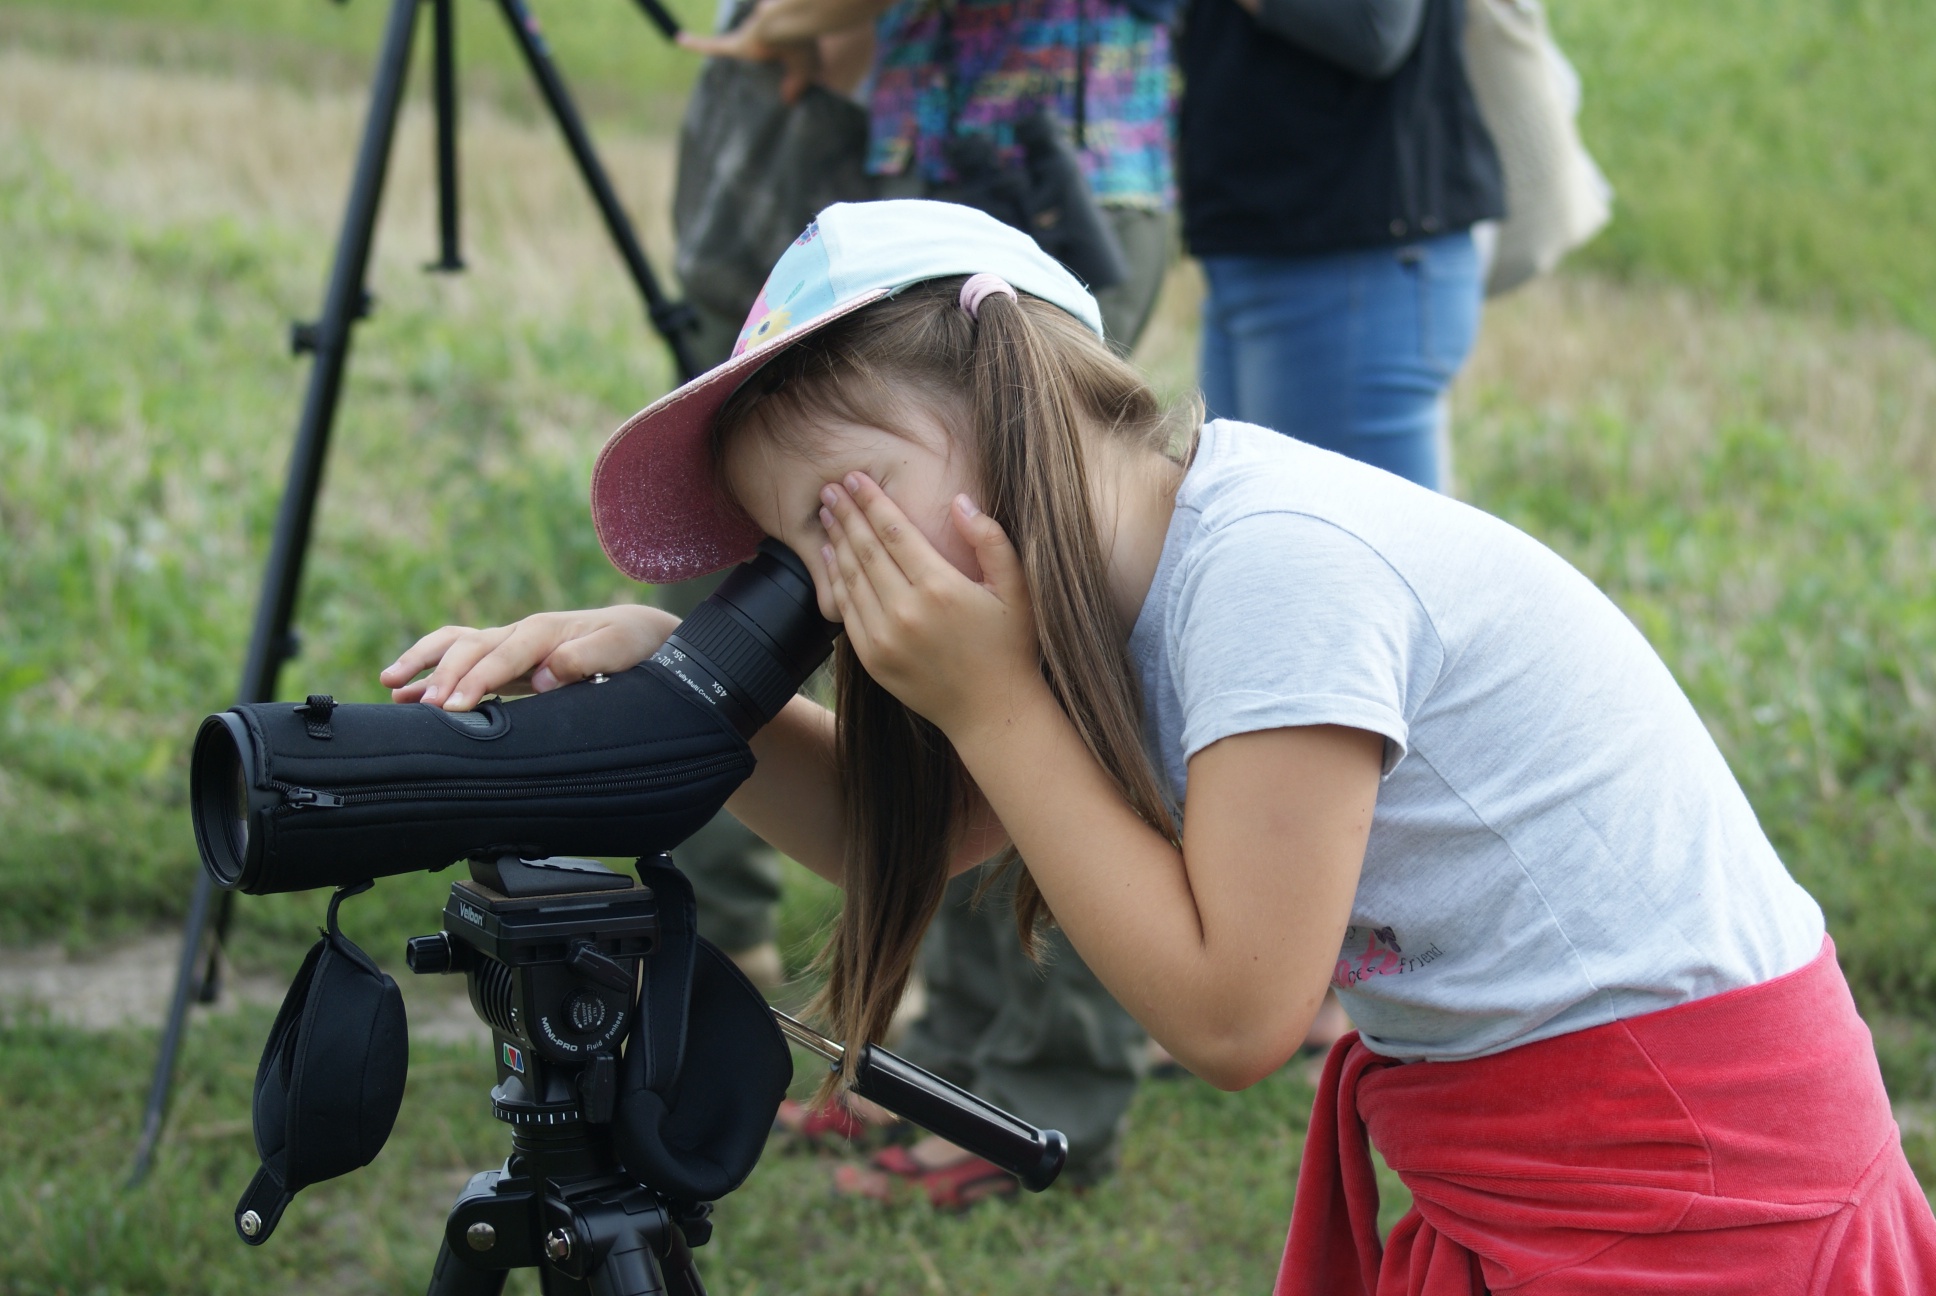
[817,474,1380,1089]
[960,705,1378,1089]
[379,606,853,886]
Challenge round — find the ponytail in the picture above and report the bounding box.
[962,289,1178,941]
[712,279,1187,1095]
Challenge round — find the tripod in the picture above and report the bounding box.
[408,856,717,1296]
[132,0,702,1185]
[427,1117,714,1296]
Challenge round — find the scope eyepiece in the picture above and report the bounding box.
[646,538,835,739]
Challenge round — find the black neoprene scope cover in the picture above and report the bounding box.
[195,665,756,895]
[236,883,407,1245]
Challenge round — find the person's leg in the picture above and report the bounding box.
[893,869,1007,1090]
[1197,257,1239,422]
[1196,236,1484,492]
[1093,204,1171,355]
[895,867,1147,1187]
[965,876,1148,1186]
[1335,230,1483,491]
[656,571,785,988]
[1198,251,1362,456]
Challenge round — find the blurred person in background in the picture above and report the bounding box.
[1180,0,1503,492]
[673,0,1176,1205]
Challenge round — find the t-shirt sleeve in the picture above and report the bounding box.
[1168,510,1442,775]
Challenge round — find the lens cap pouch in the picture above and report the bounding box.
[235,881,407,1245]
[613,858,791,1202]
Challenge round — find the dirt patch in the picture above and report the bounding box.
[0,930,490,1047]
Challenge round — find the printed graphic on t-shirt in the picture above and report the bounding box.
[1333,925,1444,988]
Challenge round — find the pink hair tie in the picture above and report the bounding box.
[959,273,1017,321]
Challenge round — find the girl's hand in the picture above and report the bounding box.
[379,604,680,711]
[816,472,1043,738]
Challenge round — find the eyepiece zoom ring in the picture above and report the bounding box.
[668,601,798,723]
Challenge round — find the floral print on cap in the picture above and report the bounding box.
[732,220,839,358]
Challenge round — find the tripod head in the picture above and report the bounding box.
[409,854,727,1295]
[406,855,658,1126]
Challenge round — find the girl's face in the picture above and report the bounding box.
[722,402,982,624]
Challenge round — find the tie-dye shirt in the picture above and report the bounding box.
[866,0,1174,208]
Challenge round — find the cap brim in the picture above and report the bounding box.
[591,290,888,585]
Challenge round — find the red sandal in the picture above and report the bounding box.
[833,1146,1018,1210]
[774,1097,874,1147]
[914,1155,1018,1210]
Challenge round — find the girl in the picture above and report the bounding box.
[382,201,1935,1292]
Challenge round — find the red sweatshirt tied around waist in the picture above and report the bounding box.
[1276,939,1936,1295]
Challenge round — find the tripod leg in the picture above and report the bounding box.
[585,1239,667,1296]
[658,1226,708,1296]
[127,868,218,1185]
[491,0,701,382]
[428,1240,509,1296]
[130,0,425,1190]
[197,887,234,1002]
[428,0,465,272]
[541,1268,599,1296]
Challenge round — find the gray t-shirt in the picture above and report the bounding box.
[1127,420,1824,1061]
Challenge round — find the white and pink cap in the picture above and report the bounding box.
[590,199,1104,584]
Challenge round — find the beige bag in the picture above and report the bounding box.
[1462,0,1612,296]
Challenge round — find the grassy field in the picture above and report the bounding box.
[1,1,1934,1292]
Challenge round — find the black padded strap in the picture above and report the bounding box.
[239,880,406,1246]
[612,937,791,1201]
[627,856,699,1094]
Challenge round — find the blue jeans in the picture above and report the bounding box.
[1199,232,1484,491]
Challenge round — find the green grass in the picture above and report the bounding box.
[1555,0,1936,333]
[0,0,717,126]
[0,43,677,944]
[2,7,1935,1292]
[1487,421,1936,1005]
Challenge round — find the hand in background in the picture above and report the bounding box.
[678,0,889,103]
[379,604,679,712]
[679,22,822,104]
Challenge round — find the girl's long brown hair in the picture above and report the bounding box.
[713,279,1188,1092]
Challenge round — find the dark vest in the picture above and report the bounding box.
[1179,0,1504,257]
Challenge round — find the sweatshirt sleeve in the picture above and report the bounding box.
[1250,0,1428,79]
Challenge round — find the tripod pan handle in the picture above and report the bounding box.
[849,1044,1068,1192]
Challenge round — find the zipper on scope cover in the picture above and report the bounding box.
[277,786,345,807]
[269,752,744,811]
